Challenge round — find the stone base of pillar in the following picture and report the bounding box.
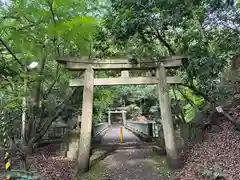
[60,129,80,160]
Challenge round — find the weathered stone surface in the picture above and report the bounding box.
[65,129,80,159]
[152,145,166,155]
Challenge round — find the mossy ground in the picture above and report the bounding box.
[78,149,172,180]
[78,163,106,180]
[149,153,173,178]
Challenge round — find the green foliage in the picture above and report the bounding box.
[1,1,240,174]
[179,122,203,143]
[0,0,110,149]
[0,170,42,180]
[99,0,240,103]
[91,0,240,130]
[115,85,157,115]
[172,86,205,122]
[93,86,118,124]
[125,104,142,118]
[149,105,160,117]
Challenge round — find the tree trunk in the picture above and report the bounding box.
[27,55,47,141]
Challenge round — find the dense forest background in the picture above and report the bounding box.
[1,1,240,177]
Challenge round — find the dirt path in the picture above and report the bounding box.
[81,146,171,180]
[0,125,169,180]
[81,125,171,180]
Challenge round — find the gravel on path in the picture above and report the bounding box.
[81,125,171,180]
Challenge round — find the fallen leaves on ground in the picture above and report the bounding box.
[1,112,240,180]
[28,145,76,180]
[173,121,240,180]
[0,144,76,180]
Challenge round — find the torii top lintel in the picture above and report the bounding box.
[56,55,186,71]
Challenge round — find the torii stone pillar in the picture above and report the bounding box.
[108,110,111,126]
[157,63,179,168]
[122,110,127,126]
[76,66,94,174]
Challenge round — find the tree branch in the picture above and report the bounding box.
[0,38,24,68]
[0,64,18,76]
[0,75,15,91]
[155,29,176,55]
[146,21,211,104]
[27,53,48,142]
[1,16,20,20]
[42,64,60,99]
[147,23,175,55]
[34,57,47,106]
[46,0,60,56]
[35,87,78,142]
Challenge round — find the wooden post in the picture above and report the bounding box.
[157,63,180,168]
[120,127,123,143]
[76,66,94,174]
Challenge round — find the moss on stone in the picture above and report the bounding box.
[78,163,106,180]
[150,153,173,178]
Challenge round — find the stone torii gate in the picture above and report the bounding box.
[107,107,127,126]
[57,55,185,174]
